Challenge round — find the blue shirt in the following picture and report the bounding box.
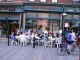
[26,29,29,32]
[66,33,72,41]
[11,34,17,41]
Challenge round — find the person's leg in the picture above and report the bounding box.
[67,41,73,54]
[68,44,73,51]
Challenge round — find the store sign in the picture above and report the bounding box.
[68,9,74,12]
[65,23,69,27]
[38,20,48,25]
[0,7,15,11]
[32,6,55,11]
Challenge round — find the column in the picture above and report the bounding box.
[60,13,62,28]
[19,13,21,30]
[23,12,26,32]
[50,20,52,32]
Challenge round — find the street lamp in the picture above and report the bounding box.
[62,6,67,43]
[5,17,10,46]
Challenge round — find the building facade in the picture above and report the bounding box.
[0,0,80,36]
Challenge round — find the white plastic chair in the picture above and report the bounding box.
[19,35,27,46]
[11,40,17,45]
[43,37,51,48]
[55,37,62,48]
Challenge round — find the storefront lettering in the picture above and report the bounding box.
[68,9,74,12]
[0,7,15,11]
[32,6,55,11]
[38,20,49,25]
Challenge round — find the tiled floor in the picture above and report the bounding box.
[0,40,79,60]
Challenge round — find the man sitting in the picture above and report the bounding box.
[11,32,18,45]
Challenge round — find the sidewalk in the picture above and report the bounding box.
[0,41,79,60]
[0,38,8,41]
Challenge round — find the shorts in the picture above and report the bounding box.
[67,41,73,44]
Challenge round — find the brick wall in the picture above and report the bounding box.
[46,0,52,3]
[36,0,40,2]
[13,0,28,2]
[58,0,73,3]
[1,0,73,4]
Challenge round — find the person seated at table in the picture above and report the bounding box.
[11,32,18,43]
[52,33,55,38]
[44,33,48,42]
[48,34,53,40]
[25,32,31,44]
[40,32,45,39]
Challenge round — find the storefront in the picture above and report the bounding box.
[23,5,62,33]
[0,3,80,36]
[0,6,22,36]
[23,4,79,34]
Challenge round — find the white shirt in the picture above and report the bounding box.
[44,30,48,34]
[71,32,76,41]
[59,29,62,36]
[19,34,27,42]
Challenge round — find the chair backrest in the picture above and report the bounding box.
[19,35,27,42]
[42,37,47,42]
[56,37,62,43]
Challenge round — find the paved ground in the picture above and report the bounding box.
[0,38,79,60]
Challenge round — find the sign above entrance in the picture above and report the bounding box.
[32,6,55,11]
[38,20,48,25]
[0,7,15,11]
[24,6,62,12]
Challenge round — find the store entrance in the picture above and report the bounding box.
[9,21,19,34]
[0,20,19,37]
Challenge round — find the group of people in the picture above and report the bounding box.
[11,27,79,52]
[11,28,63,46]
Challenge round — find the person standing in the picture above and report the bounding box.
[71,30,77,41]
[58,28,62,37]
[20,28,23,34]
[66,30,73,54]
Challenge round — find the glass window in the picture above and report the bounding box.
[65,14,72,19]
[29,0,35,1]
[25,19,37,29]
[52,0,57,3]
[40,0,46,2]
[8,14,20,18]
[0,14,7,18]
[50,13,60,18]
[73,0,79,2]
[26,12,37,17]
[38,13,49,18]
[73,15,79,20]
[6,0,13,1]
[53,21,59,25]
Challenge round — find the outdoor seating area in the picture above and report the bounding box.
[11,32,62,48]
